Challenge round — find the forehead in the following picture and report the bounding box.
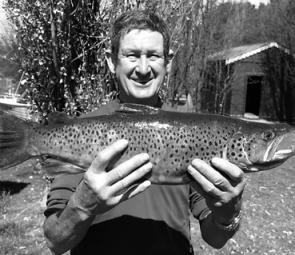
[119,29,164,52]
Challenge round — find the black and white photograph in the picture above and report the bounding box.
[0,0,294,254]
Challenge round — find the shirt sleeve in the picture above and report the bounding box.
[189,186,211,221]
[44,173,84,217]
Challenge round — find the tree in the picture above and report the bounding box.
[5,0,293,118]
[3,0,185,118]
[3,0,116,119]
[258,0,295,123]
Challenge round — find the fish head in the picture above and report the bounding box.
[226,124,295,172]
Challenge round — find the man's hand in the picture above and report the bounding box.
[76,139,152,215]
[187,157,246,225]
[44,139,152,254]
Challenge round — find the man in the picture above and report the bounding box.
[43,10,246,255]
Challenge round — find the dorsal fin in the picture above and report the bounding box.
[48,112,71,125]
[117,103,159,114]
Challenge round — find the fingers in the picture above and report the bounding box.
[111,180,151,205]
[187,158,246,198]
[211,158,246,193]
[107,153,150,185]
[109,162,152,194]
[127,180,151,197]
[211,158,244,183]
[85,139,153,209]
[188,164,223,198]
[188,157,246,221]
[189,158,232,190]
[89,139,129,173]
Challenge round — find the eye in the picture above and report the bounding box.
[262,130,275,141]
[149,54,161,61]
[126,54,138,61]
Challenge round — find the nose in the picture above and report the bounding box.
[136,55,151,76]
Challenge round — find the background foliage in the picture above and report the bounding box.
[2,0,295,119]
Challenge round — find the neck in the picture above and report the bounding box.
[119,94,161,107]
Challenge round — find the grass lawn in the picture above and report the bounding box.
[0,156,294,255]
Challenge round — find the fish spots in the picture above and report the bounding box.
[28,111,253,181]
[226,134,247,162]
[186,124,229,162]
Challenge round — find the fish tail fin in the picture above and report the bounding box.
[0,112,31,169]
[41,158,86,176]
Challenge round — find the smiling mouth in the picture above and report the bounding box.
[132,79,153,86]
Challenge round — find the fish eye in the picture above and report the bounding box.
[262,130,275,141]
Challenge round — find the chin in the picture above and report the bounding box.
[133,93,154,99]
[131,88,157,99]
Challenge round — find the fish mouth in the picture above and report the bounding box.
[273,146,295,160]
[264,136,295,162]
[247,136,295,172]
[245,135,295,172]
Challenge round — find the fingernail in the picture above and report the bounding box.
[114,139,128,150]
[211,157,223,166]
[192,158,202,166]
[142,180,151,188]
[119,139,128,145]
[187,165,195,174]
[134,180,151,194]
[145,162,153,170]
[140,153,150,161]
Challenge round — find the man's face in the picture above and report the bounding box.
[110,29,170,103]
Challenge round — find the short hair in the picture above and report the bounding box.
[110,10,171,62]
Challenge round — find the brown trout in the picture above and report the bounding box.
[1,104,295,184]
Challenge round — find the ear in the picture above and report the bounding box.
[166,49,174,73]
[105,49,116,74]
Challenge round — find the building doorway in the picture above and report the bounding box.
[245,75,263,116]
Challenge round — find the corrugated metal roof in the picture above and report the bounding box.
[208,42,289,65]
